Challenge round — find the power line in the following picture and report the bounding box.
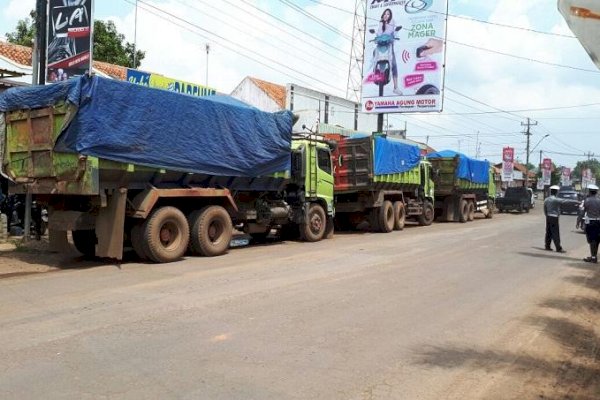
[445,87,524,119]
[303,0,576,39]
[277,0,353,41]
[174,0,343,73]
[125,0,347,96]
[445,38,600,74]
[236,0,349,57]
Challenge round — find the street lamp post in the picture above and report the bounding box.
[529,134,550,187]
[205,44,210,89]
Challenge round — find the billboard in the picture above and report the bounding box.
[126,69,216,97]
[361,0,448,113]
[46,0,93,83]
[561,167,572,186]
[582,168,596,188]
[542,158,552,185]
[501,147,514,182]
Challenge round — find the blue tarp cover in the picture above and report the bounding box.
[0,76,293,177]
[427,150,490,184]
[373,136,421,175]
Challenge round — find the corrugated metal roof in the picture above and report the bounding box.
[249,77,286,109]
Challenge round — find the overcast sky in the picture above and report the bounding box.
[1,0,599,169]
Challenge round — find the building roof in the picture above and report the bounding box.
[0,41,31,66]
[493,161,537,178]
[0,41,127,80]
[249,77,286,109]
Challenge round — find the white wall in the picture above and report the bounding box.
[230,78,280,112]
[286,84,378,133]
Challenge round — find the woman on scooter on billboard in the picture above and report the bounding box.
[377,8,402,95]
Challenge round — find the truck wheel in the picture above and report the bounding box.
[72,230,96,258]
[467,202,475,221]
[418,201,435,226]
[376,200,395,233]
[301,203,327,242]
[130,223,148,260]
[393,201,406,231]
[189,206,232,257]
[525,206,530,213]
[459,199,469,223]
[143,206,189,263]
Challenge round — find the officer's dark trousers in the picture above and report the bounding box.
[545,216,561,250]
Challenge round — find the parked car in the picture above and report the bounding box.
[496,187,532,213]
[557,190,580,214]
[526,188,535,209]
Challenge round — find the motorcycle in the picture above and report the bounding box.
[0,194,48,239]
[365,26,402,96]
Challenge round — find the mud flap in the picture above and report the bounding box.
[95,188,127,260]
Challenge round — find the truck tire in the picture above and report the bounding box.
[143,206,189,263]
[418,201,435,226]
[525,206,530,213]
[72,230,96,258]
[376,200,395,233]
[393,201,406,231]
[467,202,475,221]
[189,206,232,257]
[301,203,327,242]
[130,223,148,260]
[459,199,469,223]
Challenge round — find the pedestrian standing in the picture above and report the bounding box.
[582,184,600,263]
[544,185,566,253]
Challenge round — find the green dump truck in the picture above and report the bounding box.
[327,135,435,232]
[0,76,335,262]
[427,150,495,222]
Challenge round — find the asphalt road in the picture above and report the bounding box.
[0,205,592,399]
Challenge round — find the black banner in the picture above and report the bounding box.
[46,0,93,83]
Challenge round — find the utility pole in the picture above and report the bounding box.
[205,44,210,89]
[133,0,138,68]
[522,118,538,188]
[24,0,48,241]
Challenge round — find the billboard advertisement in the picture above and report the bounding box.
[561,167,571,186]
[501,147,514,182]
[361,0,448,114]
[126,69,216,97]
[542,158,552,185]
[46,0,94,83]
[582,168,596,188]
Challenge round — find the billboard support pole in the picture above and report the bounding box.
[35,0,47,85]
[377,113,384,133]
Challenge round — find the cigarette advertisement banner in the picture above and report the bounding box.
[561,167,571,186]
[582,168,596,188]
[46,0,93,83]
[126,69,216,97]
[501,147,514,182]
[361,0,448,114]
[542,158,552,185]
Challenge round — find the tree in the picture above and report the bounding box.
[5,10,36,47]
[5,14,144,69]
[93,20,145,69]
[572,158,600,180]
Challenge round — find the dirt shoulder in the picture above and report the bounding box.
[0,237,93,278]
